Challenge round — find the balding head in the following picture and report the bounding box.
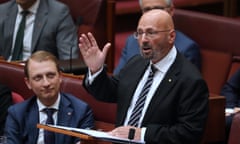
[136,9,176,63]
[138,9,174,31]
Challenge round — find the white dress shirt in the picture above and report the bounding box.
[36,93,60,144]
[9,0,40,61]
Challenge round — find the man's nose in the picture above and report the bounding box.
[42,76,50,85]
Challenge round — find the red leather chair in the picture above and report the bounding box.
[11,92,24,104]
[58,0,115,72]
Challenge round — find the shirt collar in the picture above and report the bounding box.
[17,0,40,14]
[37,93,61,112]
[152,45,177,73]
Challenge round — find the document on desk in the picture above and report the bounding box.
[47,124,144,144]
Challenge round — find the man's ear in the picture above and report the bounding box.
[24,77,32,90]
[169,30,176,44]
[59,72,63,84]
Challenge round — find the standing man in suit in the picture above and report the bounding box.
[5,51,94,144]
[0,0,80,61]
[0,83,12,136]
[114,0,201,74]
[79,9,208,143]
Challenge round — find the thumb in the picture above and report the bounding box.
[102,42,111,57]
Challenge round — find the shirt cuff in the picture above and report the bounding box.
[86,66,104,84]
[141,127,146,143]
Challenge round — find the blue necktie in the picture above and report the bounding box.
[128,65,156,127]
[12,11,29,61]
[43,108,56,144]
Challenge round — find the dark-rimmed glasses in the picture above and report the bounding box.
[133,29,171,39]
[142,6,170,13]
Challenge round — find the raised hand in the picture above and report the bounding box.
[79,32,111,74]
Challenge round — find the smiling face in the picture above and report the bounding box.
[137,9,175,63]
[24,58,62,106]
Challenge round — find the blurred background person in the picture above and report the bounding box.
[0,0,79,61]
[114,0,201,74]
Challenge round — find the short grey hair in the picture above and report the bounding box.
[139,0,172,9]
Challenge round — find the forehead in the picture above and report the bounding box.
[138,13,164,30]
[142,0,167,7]
[28,60,58,76]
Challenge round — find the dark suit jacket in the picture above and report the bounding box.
[0,84,12,136]
[5,93,94,144]
[0,0,79,60]
[84,52,209,144]
[114,30,201,74]
[221,68,240,108]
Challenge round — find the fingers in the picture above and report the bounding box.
[79,33,92,51]
[79,32,111,54]
[87,32,98,47]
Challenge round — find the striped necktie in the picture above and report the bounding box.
[128,65,157,127]
[43,108,56,144]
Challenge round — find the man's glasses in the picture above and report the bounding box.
[142,6,170,13]
[133,29,171,39]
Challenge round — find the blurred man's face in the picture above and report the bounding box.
[141,0,173,15]
[16,0,37,10]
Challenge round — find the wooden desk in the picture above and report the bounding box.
[37,124,96,144]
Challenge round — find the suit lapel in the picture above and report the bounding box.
[117,58,150,125]
[31,0,48,51]
[25,101,39,144]
[56,93,73,144]
[3,3,18,58]
[143,53,182,123]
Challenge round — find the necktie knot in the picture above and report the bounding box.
[21,10,29,17]
[43,108,56,118]
[150,64,157,74]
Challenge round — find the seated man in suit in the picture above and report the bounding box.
[79,9,208,143]
[0,83,12,136]
[221,68,240,142]
[114,0,201,74]
[0,0,79,61]
[5,51,94,144]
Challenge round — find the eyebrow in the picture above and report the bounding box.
[142,6,169,12]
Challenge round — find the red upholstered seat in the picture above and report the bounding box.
[58,0,115,72]
[201,49,232,94]
[115,0,140,15]
[174,0,224,7]
[0,0,8,4]
[12,92,24,104]
[173,9,240,56]
[0,61,34,99]
[228,56,240,79]
[114,31,134,67]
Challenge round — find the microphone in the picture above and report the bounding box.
[76,16,83,26]
[69,44,73,73]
